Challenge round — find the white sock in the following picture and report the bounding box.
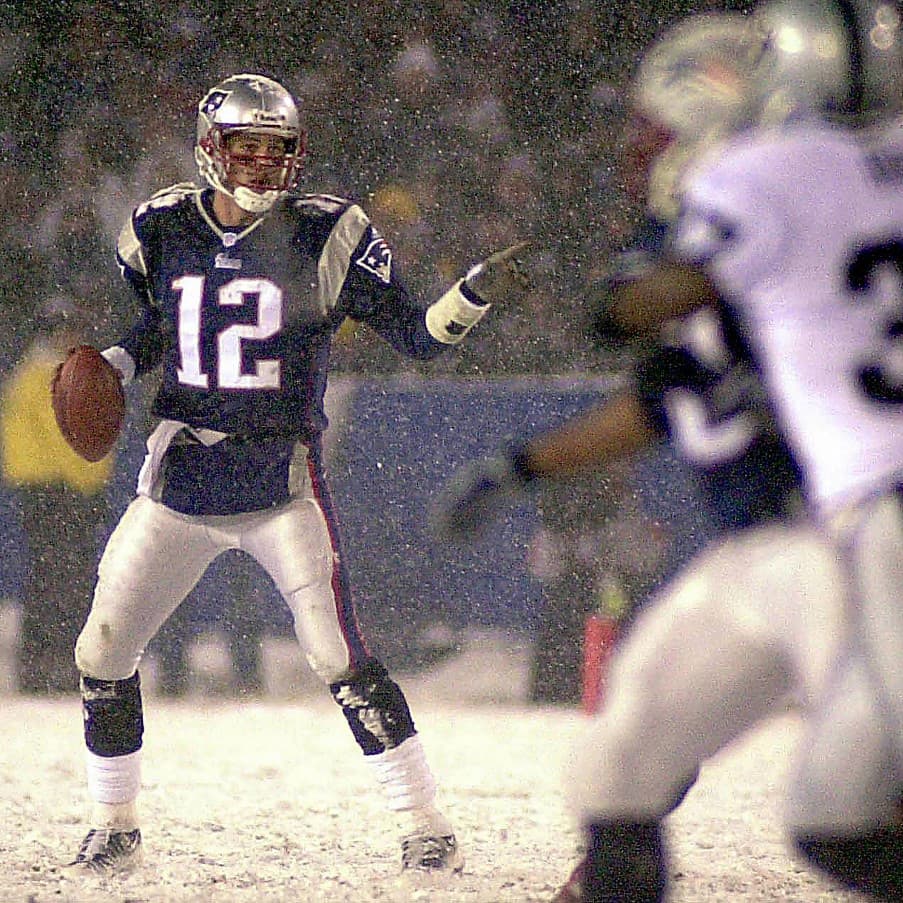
[368,735,438,812]
[91,799,140,832]
[395,803,455,838]
[85,749,141,830]
[367,736,456,838]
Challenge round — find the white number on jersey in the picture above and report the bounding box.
[663,387,759,466]
[173,275,283,390]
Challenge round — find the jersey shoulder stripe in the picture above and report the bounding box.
[291,192,357,217]
[119,183,203,275]
[147,181,202,205]
[317,203,374,312]
[135,182,203,222]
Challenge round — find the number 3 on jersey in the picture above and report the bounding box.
[173,275,283,390]
[848,239,903,404]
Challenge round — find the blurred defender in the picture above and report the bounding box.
[437,13,815,898]
[435,1,903,899]
[66,73,530,876]
[569,0,903,898]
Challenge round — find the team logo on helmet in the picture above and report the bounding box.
[201,90,229,117]
[356,234,393,284]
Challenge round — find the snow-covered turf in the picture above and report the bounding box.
[2,674,867,902]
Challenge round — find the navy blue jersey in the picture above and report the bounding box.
[612,218,803,531]
[115,184,446,515]
[633,308,802,531]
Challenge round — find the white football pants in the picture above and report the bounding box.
[565,520,846,824]
[75,493,363,684]
[787,490,903,833]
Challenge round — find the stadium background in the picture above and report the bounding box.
[0,7,883,901]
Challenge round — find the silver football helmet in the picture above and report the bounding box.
[634,13,760,143]
[750,0,903,126]
[630,13,761,220]
[195,73,306,214]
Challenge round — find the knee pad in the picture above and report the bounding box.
[75,608,143,680]
[584,820,667,903]
[81,673,144,757]
[329,658,416,755]
[795,828,903,901]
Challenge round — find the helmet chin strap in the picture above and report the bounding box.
[197,148,283,215]
[233,185,280,214]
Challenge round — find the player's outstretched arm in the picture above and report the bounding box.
[525,390,658,477]
[431,390,657,542]
[599,262,720,342]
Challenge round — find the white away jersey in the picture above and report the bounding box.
[673,122,903,518]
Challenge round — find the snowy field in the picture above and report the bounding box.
[0,632,869,903]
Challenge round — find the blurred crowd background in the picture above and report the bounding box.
[0,0,749,701]
[0,0,751,371]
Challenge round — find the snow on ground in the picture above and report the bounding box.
[0,630,870,902]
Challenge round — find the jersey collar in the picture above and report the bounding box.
[195,189,267,246]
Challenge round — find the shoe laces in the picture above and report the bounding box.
[74,828,140,871]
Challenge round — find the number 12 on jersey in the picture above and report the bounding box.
[173,275,284,391]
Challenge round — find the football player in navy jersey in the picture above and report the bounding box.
[590,12,805,539]
[66,72,530,875]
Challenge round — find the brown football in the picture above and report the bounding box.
[51,344,125,462]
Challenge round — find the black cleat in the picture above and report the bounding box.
[69,827,142,873]
[401,832,463,874]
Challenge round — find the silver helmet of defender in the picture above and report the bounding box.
[635,13,760,143]
[195,74,306,214]
[632,13,761,220]
[750,0,903,125]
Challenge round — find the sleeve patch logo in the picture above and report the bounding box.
[355,237,393,284]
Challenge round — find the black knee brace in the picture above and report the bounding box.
[795,828,903,901]
[329,658,416,755]
[81,672,144,757]
[583,820,667,902]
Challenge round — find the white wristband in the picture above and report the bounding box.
[425,279,490,345]
[101,345,136,386]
